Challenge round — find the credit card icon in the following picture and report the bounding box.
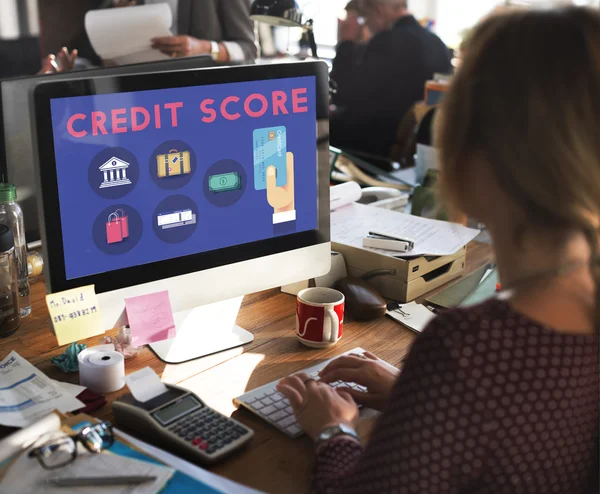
[253,126,287,191]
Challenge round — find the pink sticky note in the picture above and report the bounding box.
[125,291,176,346]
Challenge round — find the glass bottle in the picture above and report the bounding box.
[0,224,20,337]
[0,184,30,317]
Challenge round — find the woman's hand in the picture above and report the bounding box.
[151,36,211,58]
[39,47,78,74]
[277,372,359,441]
[319,352,400,411]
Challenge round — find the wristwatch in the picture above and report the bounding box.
[316,423,359,448]
[210,41,220,61]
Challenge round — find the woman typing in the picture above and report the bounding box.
[278,6,600,493]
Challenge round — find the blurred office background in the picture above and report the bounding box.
[1,0,599,79]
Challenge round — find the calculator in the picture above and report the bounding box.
[112,383,253,465]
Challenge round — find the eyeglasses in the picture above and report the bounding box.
[28,422,114,470]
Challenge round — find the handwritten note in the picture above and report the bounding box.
[125,291,176,347]
[46,285,104,346]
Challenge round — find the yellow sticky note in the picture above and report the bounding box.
[46,285,105,346]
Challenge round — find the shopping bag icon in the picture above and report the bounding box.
[106,209,129,244]
[157,149,191,178]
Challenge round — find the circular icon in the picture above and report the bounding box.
[88,147,140,199]
[149,140,197,190]
[153,195,199,244]
[203,159,247,208]
[92,204,143,255]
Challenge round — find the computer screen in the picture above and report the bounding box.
[33,62,330,298]
[49,76,318,280]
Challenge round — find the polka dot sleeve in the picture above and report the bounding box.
[312,316,490,493]
[311,300,599,494]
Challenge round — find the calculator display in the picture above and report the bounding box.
[153,395,202,425]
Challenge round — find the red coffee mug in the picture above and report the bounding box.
[296,288,344,348]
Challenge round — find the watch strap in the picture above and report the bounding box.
[315,423,359,449]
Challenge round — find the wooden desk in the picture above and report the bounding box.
[2,242,492,494]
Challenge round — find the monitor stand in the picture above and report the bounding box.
[148,297,254,364]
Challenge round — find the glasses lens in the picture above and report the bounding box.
[35,437,76,469]
[80,422,114,452]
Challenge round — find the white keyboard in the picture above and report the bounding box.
[233,347,370,438]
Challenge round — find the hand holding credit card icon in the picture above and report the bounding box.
[266,151,295,224]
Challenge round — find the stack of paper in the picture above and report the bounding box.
[331,202,480,258]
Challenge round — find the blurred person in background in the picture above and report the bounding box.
[330,0,450,159]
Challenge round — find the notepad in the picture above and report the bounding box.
[46,285,105,346]
[125,291,176,347]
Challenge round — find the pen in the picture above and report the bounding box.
[46,475,157,487]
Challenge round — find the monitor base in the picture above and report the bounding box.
[148,297,254,364]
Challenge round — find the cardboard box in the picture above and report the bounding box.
[331,242,467,302]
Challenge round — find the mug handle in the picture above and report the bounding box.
[325,308,339,343]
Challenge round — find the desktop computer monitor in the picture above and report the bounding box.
[0,56,217,244]
[32,61,331,363]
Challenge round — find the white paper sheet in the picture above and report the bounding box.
[124,367,168,403]
[330,181,362,211]
[386,302,436,333]
[85,3,172,65]
[0,352,84,428]
[116,430,264,494]
[53,380,86,397]
[1,446,174,494]
[331,203,480,258]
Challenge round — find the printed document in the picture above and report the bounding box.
[85,3,173,65]
[331,203,480,258]
[0,351,84,428]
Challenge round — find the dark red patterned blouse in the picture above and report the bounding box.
[313,299,599,494]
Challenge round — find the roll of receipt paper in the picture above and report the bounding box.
[78,344,125,393]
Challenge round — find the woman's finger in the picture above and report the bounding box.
[363,352,379,361]
[320,367,364,385]
[276,383,304,410]
[319,355,368,377]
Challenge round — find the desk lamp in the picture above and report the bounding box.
[250,0,319,58]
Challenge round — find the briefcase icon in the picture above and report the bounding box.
[106,209,129,244]
[157,149,191,178]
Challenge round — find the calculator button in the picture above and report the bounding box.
[199,442,209,451]
[192,438,202,446]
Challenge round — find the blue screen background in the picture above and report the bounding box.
[50,76,318,280]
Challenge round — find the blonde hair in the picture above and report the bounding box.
[436,7,600,317]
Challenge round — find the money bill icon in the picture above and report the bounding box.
[209,172,242,193]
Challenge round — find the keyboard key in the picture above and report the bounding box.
[274,401,287,410]
[261,397,274,406]
[271,391,285,401]
[261,405,277,416]
[284,406,293,415]
[287,424,302,435]
[279,415,296,428]
[270,410,289,422]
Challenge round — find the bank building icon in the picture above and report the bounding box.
[99,157,132,189]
